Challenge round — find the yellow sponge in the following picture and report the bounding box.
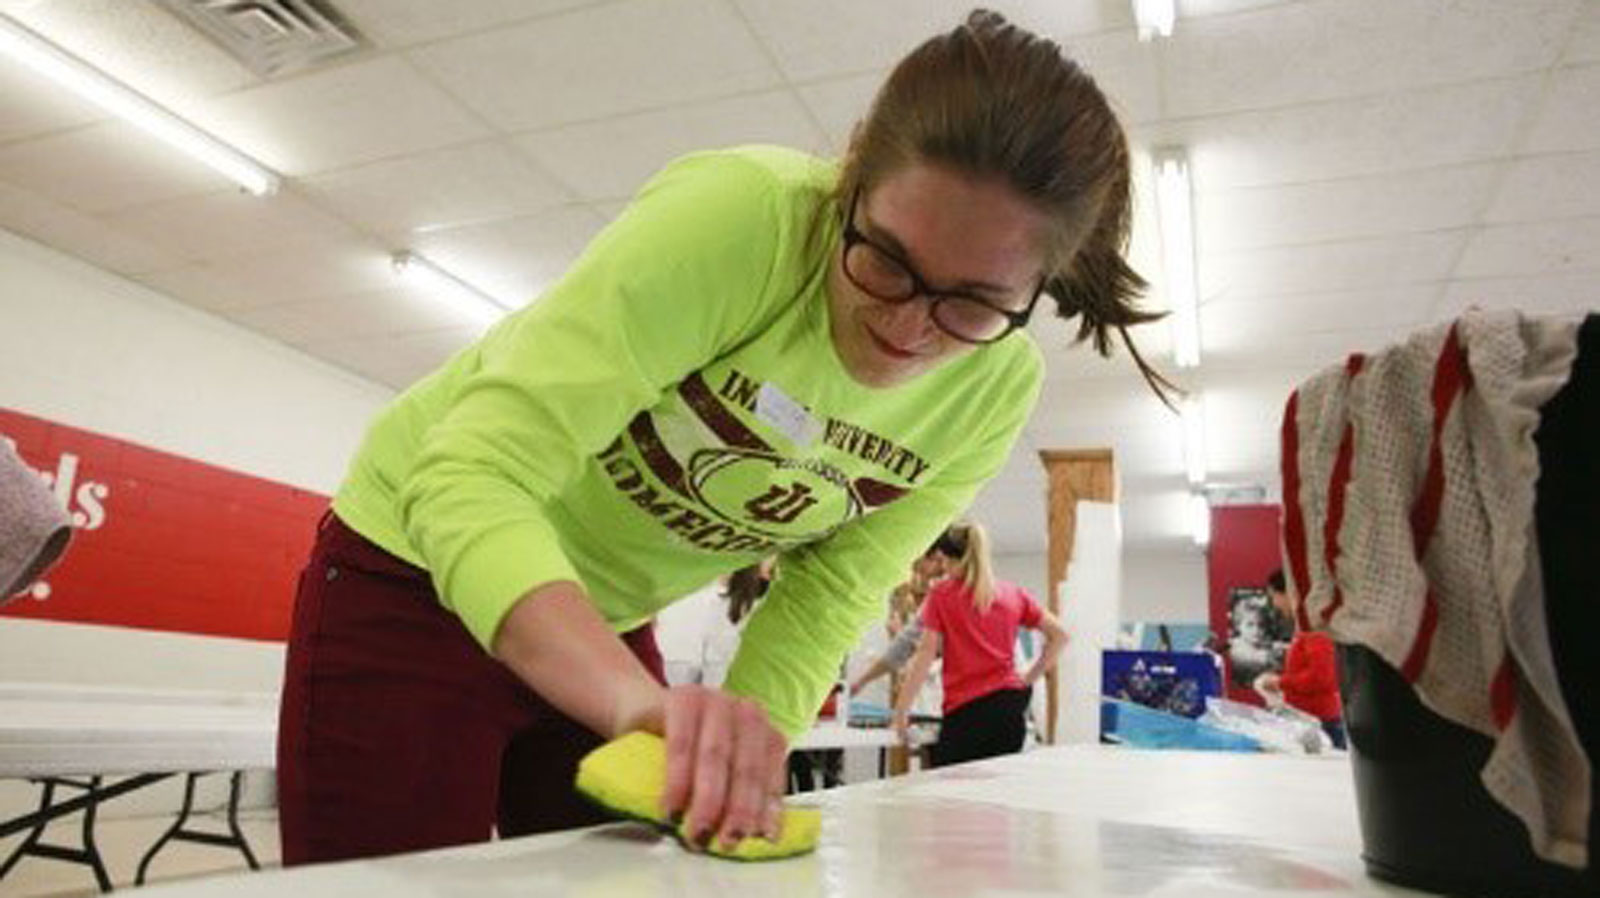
[575,731,820,861]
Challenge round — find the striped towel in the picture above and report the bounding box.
[1281,308,1589,868]
[0,439,71,600]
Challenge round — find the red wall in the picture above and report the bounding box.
[1208,504,1284,703]
[1,407,328,642]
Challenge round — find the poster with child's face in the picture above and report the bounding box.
[1226,586,1292,687]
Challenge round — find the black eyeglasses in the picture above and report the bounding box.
[839,189,1043,345]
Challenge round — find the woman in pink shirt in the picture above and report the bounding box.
[893,522,1068,767]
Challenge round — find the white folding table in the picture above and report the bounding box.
[130,744,1426,897]
[0,684,277,891]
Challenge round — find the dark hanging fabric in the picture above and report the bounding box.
[1535,312,1600,865]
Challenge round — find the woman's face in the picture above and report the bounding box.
[826,163,1049,388]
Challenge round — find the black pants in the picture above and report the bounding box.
[930,687,1032,768]
[1321,718,1348,750]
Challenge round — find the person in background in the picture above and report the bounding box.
[893,522,1068,766]
[849,539,949,696]
[1253,568,1346,750]
[278,8,1166,864]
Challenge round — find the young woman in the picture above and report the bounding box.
[278,9,1161,863]
[893,523,1068,767]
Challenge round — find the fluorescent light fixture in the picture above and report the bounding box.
[0,13,280,196]
[1190,492,1211,548]
[1154,148,1201,368]
[1132,0,1176,41]
[392,251,509,325]
[1181,394,1207,487]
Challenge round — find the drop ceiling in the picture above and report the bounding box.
[0,0,1595,555]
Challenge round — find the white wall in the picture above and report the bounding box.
[1119,545,1209,623]
[994,545,1207,625]
[0,227,393,691]
[0,229,393,824]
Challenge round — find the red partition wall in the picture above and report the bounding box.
[1,407,328,642]
[1207,504,1285,703]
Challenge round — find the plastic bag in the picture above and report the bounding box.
[1198,696,1330,754]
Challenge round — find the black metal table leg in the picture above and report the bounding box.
[0,777,115,892]
[135,771,260,885]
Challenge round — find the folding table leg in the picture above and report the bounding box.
[136,771,260,885]
[0,777,115,893]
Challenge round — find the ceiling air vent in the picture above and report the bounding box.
[156,0,366,78]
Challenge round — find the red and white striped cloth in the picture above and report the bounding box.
[1281,308,1589,868]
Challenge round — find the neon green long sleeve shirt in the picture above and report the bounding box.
[331,145,1042,739]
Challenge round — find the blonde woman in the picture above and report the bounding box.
[893,523,1067,766]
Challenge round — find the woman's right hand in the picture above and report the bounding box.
[492,586,787,851]
[636,685,788,851]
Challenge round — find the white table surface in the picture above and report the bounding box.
[0,683,277,777]
[133,744,1426,897]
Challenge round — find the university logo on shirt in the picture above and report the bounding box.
[596,368,922,553]
[685,447,862,542]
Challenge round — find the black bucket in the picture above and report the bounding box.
[1338,313,1599,897]
[1339,644,1596,897]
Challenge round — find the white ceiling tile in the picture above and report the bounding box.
[408,0,781,132]
[188,56,491,175]
[1197,163,1499,252]
[1200,232,1466,301]
[1163,0,1578,118]
[516,91,827,202]
[1181,0,1300,17]
[733,0,956,83]
[306,327,483,390]
[0,119,234,213]
[1485,150,1600,223]
[224,286,472,347]
[590,200,629,222]
[1170,76,1540,192]
[334,0,602,49]
[794,73,882,153]
[1455,218,1600,280]
[734,0,1131,84]
[1434,272,1600,321]
[304,140,573,234]
[401,205,610,308]
[131,235,392,313]
[2,0,259,112]
[0,57,104,142]
[1563,0,1600,65]
[106,188,362,266]
[1202,321,1435,376]
[1066,27,1163,126]
[0,182,182,275]
[1200,286,1437,365]
[1520,63,1600,155]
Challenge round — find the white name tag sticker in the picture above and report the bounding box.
[755,382,820,447]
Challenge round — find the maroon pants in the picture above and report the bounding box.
[277,513,664,866]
